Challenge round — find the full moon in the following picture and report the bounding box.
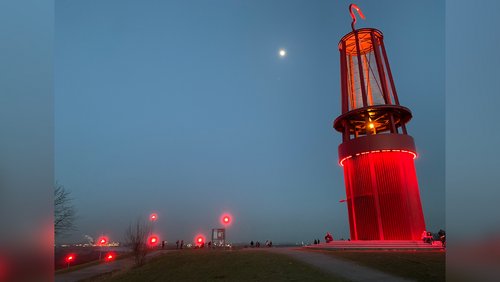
[279,48,287,57]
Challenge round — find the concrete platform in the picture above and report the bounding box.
[305,240,444,250]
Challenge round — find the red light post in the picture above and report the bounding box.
[149,212,161,249]
[104,253,115,262]
[148,235,158,247]
[97,236,108,261]
[195,235,205,248]
[65,254,75,269]
[333,4,426,240]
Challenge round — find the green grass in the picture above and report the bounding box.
[102,249,347,282]
[310,249,445,282]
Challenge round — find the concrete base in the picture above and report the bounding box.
[305,240,444,250]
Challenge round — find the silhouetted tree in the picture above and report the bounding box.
[125,218,151,266]
[54,183,76,237]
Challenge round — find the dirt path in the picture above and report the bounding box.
[267,248,414,282]
[55,250,169,282]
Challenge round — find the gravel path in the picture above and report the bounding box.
[267,247,414,282]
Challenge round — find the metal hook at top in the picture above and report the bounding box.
[349,4,366,31]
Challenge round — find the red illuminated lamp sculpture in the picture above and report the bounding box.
[334,4,426,240]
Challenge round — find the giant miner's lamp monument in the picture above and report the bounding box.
[334,4,426,240]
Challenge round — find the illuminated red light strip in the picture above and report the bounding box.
[339,149,417,166]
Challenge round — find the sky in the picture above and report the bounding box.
[55,0,445,244]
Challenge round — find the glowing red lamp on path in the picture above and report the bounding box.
[65,254,75,268]
[149,213,158,221]
[195,234,206,247]
[148,235,158,246]
[105,253,115,261]
[66,255,74,263]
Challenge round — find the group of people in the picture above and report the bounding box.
[421,229,446,247]
[196,241,212,249]
[249,240,273,248]
[175,240,219,249]
[422,230,433,243]
[311,232,336,244]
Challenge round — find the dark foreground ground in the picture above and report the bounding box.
[100,249,347,282]
[56,247,446,281]
[308,249,445,282]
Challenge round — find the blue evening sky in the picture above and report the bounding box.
[55,0,444,244]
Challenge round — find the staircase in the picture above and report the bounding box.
[305,240,444,250]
